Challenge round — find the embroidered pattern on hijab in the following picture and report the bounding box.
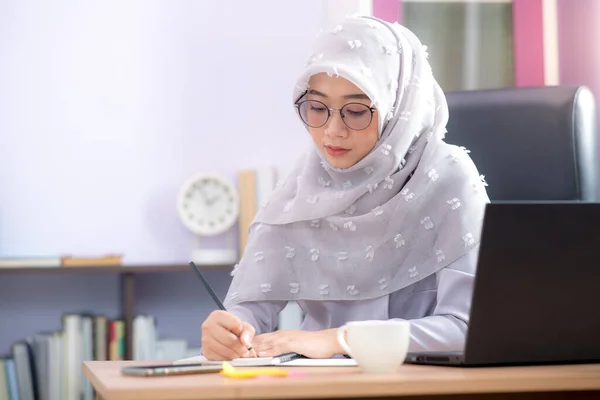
[224,16,489,307]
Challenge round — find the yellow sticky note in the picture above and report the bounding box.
[220,362,288,379]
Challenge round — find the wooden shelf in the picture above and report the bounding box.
[0,263,234,275]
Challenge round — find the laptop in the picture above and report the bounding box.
[405,202,600,367]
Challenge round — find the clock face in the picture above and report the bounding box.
[177,174,240,236]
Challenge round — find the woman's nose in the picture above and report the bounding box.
[324,111,348,138]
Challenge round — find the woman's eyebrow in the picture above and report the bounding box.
[343,93,370,100]
[307,89,370,101]
[307,89,328,98]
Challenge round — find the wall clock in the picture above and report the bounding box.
[177,174,239,264]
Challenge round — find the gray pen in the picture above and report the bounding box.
[188,261,257,357]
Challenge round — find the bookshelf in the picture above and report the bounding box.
[0,263,234,359]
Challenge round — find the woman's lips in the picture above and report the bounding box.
[325,145,350,157]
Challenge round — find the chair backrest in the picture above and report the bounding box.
[444,86,598,201]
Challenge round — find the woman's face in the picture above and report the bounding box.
[303,73,379,169]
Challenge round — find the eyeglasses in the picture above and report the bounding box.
[295,99,376,131]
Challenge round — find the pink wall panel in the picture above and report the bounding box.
[373,0,401,23]
[512,0,545,87]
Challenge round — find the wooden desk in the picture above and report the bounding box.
[83,361,600,400]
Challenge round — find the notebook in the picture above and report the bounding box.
[173,353,357,367]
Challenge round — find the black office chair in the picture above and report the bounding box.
[445,86,598,201]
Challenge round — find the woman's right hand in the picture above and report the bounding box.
[201,310,256,361]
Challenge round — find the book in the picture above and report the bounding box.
[0,257,60,268]
[5,311,193,399]
[81,317,93,400]
[237,170,257,256]
[30,333,53,400]
[63,314,81,400]
[61,255,122,267]
[93,316,107,362]
[237,167,278,256]
[109,320,125,361]
[132,315,156,361]
[0,359,9,400]
[12,341,38,400]
[3,359,19,400]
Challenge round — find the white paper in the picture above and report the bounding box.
[279,358,356,367]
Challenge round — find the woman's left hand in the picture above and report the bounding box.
[252,329,342,359]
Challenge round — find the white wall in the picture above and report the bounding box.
[323,0,373,25]
[0,0,349,263]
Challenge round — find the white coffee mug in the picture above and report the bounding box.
[337,320,410,373]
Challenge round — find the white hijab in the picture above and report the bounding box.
[224,16,489,307]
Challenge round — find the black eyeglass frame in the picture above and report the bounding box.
[294,99,377,131]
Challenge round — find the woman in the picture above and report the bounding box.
[201,16,489,361]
